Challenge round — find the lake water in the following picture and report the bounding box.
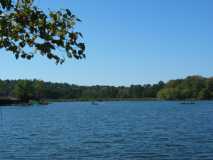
[0,101,213,160]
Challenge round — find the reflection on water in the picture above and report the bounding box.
[1,101,213,160]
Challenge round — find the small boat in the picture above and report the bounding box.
[91,101,99,105]
[180,101,195,105]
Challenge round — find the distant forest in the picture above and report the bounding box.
[0,75,213,101]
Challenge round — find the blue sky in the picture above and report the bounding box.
[0,0,213,86]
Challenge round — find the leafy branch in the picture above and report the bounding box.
[0,0,85,64]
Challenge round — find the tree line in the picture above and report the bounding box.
[0,75,212,102]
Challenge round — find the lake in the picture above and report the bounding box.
[0,101,213,160]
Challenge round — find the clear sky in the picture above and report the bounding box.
[0,0,213,86]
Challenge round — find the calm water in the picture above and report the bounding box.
[0,101,213,160]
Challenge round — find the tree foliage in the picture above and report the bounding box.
[13,80,34,102]
[0,79,6,96]
[157,76,213,100]
[0,0,85,64]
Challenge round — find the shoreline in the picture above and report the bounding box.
[48,98,212,102]
[1,98,213,107]
[48,98,160,102]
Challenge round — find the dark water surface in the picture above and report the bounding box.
[1,101,213,160]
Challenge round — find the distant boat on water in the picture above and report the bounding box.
[180,101,196,105]
[91,101,99,105]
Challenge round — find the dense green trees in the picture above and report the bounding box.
[0,75,212,101]
[0,0,85,64]
[157,76,213,100]
[12,80,34,102]
[9,80,45,102]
